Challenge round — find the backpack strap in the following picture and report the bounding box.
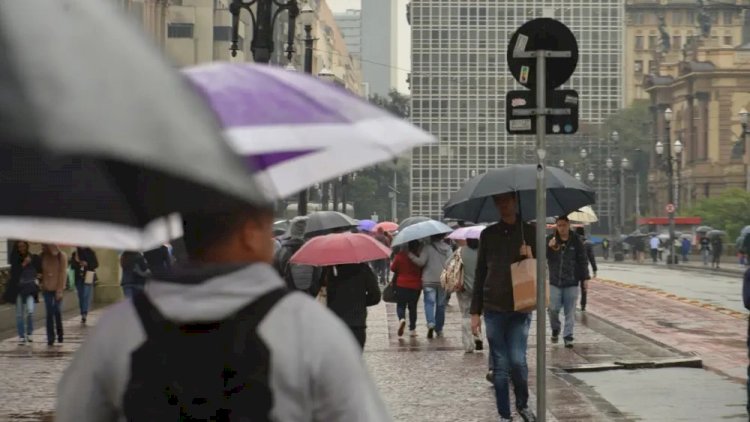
[232,288,288,332]
[132,291,174,339]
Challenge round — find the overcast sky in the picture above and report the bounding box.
[326,0,411,93]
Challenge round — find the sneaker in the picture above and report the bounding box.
[409,329,417,337]
[551,334,559,344]
[474,339,484,351]
[58,337,64,344]
[499,418,512,422]
[18,337,25,344]
[564,336,574,348]
[486,370,493,384]
[427,328,434,339]
[518,407,536,422]
[580,306,586,312]
[435,331,444,338]
[25,335,33,343]
[397,319,406,337]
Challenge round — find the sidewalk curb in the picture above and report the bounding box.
[607,258,745,277]
[560,357,703,373]
[595,277,747,320]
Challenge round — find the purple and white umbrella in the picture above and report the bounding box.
[447,225,486,240]
[183,63,436,198]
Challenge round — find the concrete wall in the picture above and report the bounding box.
[361,0,395,96]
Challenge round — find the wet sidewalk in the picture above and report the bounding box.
[363,293,696,422]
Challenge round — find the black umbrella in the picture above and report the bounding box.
[304,211,358,237]
[398,216,431,231]
[623,232,648,245]
[443,165,596,223]
[0,0,268,249]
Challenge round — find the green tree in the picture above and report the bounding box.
[681,188,750,240]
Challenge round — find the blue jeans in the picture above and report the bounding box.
[75,281,93,317]
[549,285,578,339]
[484,311,532,418]
[43,291,63,344]
[423,285,446,332]
[15,295,34,339]
[122,284,144,299]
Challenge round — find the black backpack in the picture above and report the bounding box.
[123,288,287,422]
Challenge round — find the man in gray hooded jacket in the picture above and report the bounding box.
[55,204,391,421]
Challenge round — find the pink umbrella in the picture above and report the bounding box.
[447,225,486,240]
[289,232,391,266]
[374,221,399,232]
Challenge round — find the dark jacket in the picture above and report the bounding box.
[583,239,597,274]
[743,268,750,348]
[547,231,590,288]
[144,245,172,276]
[471,221,536,314]
[273,238,323,296]
[120,252,150,287]
[325,264,381,328]
[3,251,40,303]
[71,247,99,284]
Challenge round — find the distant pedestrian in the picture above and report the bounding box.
[40,244,67,346]
[742,267,750,416]
[273,216,323,296]
[71,247,98,325]
[322,263,381,350]
[57,203,391,421]
[120,251,150,299]
[711,236,723,269]
[456,238,483,353]
[409,234,452,339]
[471,192,537,422]
[650,235,660,263]
[373,227,391,285]
[681,237,691,263]
[700,236,711,266]
[574,227,597,312]
[602,238,610,260]
[144,243,173,276]
[391,240,423,337]
[742,234,750,266]
[548,217,590,348]
[3,241,40,344]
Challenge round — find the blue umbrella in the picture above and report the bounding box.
[357,219,377,232]
[391,220,453,247]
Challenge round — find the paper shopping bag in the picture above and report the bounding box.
[511,258,548,312]
[84,271,96,285]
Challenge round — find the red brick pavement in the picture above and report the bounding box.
[587,278,748,380]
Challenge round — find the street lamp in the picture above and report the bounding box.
[739,107,750,191]
[587,171,595,182]
[656,107,677,264]
[558,159,565,169]
[293,1,315,216]
[575,172,581,181]
[340,172,357,215]
[230,0,300,63]
[580,148,587,159]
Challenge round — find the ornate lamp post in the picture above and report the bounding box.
[655,107,679,264]
[739,108,749,191]
[229,0,300,63]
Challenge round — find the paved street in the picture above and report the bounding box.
[0,278,746,421]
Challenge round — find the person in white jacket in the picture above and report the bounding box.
[408,234,452,338]
[56,205,391,422]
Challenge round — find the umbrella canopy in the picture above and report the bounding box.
[391,220,453,247]
[374,221,399,233]
[447,225,486,240]
[567,206,598,223]
[289,232,391,266]
[304,211,358,236]
[183,63,437,199]
[624,233,648,245]
[741,226,750,236]
[0,0,267,250]
[695,226,713,234]
[707,229,727,239]
[357,219,377,232]
[443,165,596,223]
[398,216,431,231]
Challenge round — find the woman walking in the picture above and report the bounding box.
[41,244,67,346]
[120,251,150,299]
[3,241,40,344]
[408,234,452,338]
[391,240,423,337]
[71,247,98,324]
[457,238,483,352]
[323,263,381,350]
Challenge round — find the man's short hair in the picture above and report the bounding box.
[181,204,274,259]
[556,216,570,222]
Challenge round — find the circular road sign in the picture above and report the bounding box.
[507,18,579,90]
[665,203,675,214]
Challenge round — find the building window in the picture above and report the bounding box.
[213,26,231,41]
[672,11,683,25]
[634,60,643,73]
[723,35,733,45]
[635,35,644,50]
[723,10,734,25]
[648,35,657,50]
[648,60,657,73]
[687,11,696,24]
[672,35,682,50]
[633,12,644,24]
[168,23,194,38]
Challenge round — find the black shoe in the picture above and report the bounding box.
[58,337,63,344]
[475,339,484,351]
[485,370,493,384]
[427,328,434,339]
[518,407,537,422]
[551,329,560,344]
[47,341,54,347]
[564,336,574,348]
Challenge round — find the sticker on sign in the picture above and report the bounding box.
[509,119,532,131]
[511,98,527,107]
[513,34,529,55]
[519,66,529,84]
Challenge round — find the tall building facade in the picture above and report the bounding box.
[625,0,749,106]
[362,0,397,96]
[410,2,624,224]
[334,9,362,59]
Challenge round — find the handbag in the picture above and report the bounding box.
[511,223,548,312]
[382,273,397,303]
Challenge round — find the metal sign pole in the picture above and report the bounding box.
[535,49,547,422]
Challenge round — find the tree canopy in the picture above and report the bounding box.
[681,187,750,241]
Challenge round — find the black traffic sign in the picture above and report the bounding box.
[507,18,579,90]
[505,90,579,135]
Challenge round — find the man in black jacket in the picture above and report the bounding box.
[272,217,322,296]
[574,227,597,312]
[547,217,590,348]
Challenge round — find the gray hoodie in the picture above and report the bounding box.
[55,263,391,422]
[408,240,452,288]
